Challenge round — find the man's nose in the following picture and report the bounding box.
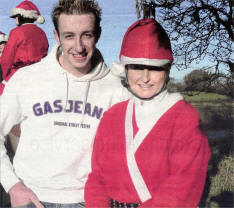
[75,37,84,52]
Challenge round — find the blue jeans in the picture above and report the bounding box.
[18,201,85,208]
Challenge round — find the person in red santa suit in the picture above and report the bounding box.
[0,1,49,163]
[85,18,211,207]
[0,31,8,82]
[0,0,49,95]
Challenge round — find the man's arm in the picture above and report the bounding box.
[9,182,44,208]
[0,76,44,208]
[0,79,22,191]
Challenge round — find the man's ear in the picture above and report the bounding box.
[95,27,102,43]
[54,29,60,45]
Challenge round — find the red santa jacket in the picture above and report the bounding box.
[85,99,211,207]
[1,23,48,81]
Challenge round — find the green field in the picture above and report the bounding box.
[184,92,234,207]
[183,92,232,103]
[184,93,233,131]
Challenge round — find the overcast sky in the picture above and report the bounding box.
[0,0,194,80]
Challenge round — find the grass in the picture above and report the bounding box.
[183,92,231,103]
[184,92,233,130]
[184,92,234,207]
[202,136,234,207]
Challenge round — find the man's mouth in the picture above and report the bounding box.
[72,53,87,61]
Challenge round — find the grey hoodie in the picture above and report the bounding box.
[0,45,129,203]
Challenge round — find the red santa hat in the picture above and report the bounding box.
[0,31,8,43]
[119,18,173,67]
[10,0,45,24]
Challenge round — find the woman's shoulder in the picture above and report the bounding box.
[174,100,199,116]
[103,100,129,117]
[169,99,201,127]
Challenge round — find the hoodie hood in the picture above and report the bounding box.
[77,48,110,82]
[43,44,110,123]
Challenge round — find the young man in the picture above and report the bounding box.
[0,0,127,207]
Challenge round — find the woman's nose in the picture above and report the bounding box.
[141,69,150,82]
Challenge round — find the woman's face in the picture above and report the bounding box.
[127,66,167,99]
[15,16,19,26]
[0,42,6,54]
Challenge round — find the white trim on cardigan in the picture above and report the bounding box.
[125,91,183,202]
[125,99,152,202]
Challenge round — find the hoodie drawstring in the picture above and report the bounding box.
[64,72,69,112]
[80,81,91,124]
[60,48,109,122]
[63,72,91,124]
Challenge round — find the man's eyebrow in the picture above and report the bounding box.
[83,30,95,33]
[61,31,74,35]
[61,30,95,35]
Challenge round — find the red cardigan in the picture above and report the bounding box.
[1,24,48,81]
[85,99,211,207]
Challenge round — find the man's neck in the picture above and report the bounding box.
[58,55,92,78]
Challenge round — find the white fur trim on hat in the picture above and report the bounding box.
[11,8,38,19]
[11,7,45,24]
[120,55,171,67]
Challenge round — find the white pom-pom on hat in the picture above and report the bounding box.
[37,15,45,24]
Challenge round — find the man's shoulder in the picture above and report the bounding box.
[9,57,52,81]
[99,71,123,87]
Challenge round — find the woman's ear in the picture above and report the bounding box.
[165,71,170,84]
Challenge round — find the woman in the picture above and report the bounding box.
[85,18,211,207]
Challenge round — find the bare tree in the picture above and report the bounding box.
[135,0,233,77]
[183,68,233,97]
[184,68,217,92]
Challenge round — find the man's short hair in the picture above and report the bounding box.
[52,0,102,39]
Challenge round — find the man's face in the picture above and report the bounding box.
[54,13,98,77]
